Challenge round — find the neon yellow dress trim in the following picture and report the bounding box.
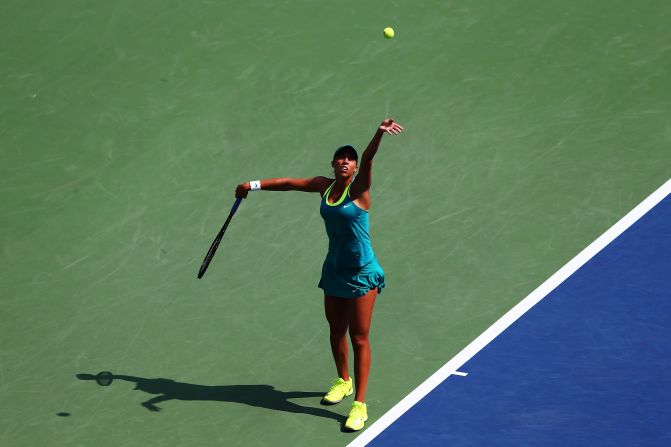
[323,181,352,207]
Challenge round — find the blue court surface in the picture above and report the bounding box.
[352,183,671,446]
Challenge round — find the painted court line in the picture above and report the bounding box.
[348,178,671,447]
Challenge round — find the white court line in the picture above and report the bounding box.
[348,178,671,447]
[452,371,468,377]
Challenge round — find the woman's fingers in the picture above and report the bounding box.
[380,118,404,135]
[385,123,403,135]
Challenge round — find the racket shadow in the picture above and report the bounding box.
[76,372,345,422]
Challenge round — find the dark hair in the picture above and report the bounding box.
[332,145,358,162]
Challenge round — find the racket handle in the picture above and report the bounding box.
[231,197,242,215]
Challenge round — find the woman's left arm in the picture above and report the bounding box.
[351,118,404,198]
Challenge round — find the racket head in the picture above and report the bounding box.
[197,198,242,279]
[197,231,223,278]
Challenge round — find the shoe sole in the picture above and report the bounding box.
[321,389,353,405]
[344,417,368,432]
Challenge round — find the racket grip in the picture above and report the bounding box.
[230,197,242,215]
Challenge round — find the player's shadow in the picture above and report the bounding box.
[76,372,345,423]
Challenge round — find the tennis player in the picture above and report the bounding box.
[235,118,404,431]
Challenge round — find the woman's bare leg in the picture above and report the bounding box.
[347,289,377,402]
[324,295,350,380]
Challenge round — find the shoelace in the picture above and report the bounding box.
[329,378,347,393]
[350,403,366,420]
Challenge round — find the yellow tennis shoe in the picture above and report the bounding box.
[321,377,353,404]
[345,401,368,431]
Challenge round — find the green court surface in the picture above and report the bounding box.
[1,1,670,446]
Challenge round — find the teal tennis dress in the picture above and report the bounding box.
[318,181,385,298]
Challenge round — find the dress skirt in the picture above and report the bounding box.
[318,257,385,299]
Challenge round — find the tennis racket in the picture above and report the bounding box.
[197,197,242,279]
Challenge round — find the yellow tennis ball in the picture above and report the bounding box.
[383,27,394,39]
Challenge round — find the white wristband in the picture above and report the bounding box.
[250,180,261,191]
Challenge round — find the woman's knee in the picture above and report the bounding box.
[329,322,349,338]
[325,308,348,334]
[324,296,349,333]
[349,330,370,348]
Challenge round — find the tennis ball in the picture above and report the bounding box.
[383,27,394,39]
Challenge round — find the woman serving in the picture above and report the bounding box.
[235,118,404,431]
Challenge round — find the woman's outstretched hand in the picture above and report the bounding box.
[379,118,404,135]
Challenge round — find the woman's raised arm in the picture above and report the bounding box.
[351,119,404,198]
